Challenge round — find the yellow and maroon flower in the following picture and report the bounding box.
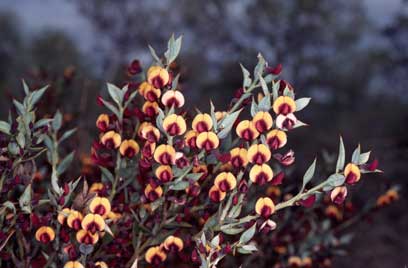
[89,182,105,195]
[67,210,84,230]
[184,130,198,148]
[330,186,348,204]
[94,261,108,268]
[247,144,271,164]
[64,261,84,268]
[35,226,55,243]
[161,90,185,108]
[142,101,159,117]
[142,83,161,102]
[196,131,219,151]
[81,214,105,234]
[252,111,273,133]
[155,165,173,182]
[255,197,275,218]
[325,205,342,220]
[154,144,176,165]
[142,141,156,159]
[58,208,71,225]
[147,66,170,88]
[272,96,296,115]
[100,131,121,149]
[96,114,109,132]
[236,120,259,141]
[229,147,248,168]
[192,113,213,133]
[163,114,187,136]
[163,235,184,252]
[76,229,99,245]
[301,257,313,268]
[214,172,237,192]
[119,139,140,158]
[376,189,399,207]
[266,129,287,150]
[344,163,361,184]
[288,256,302,268]
[144,184,163,202]
[89,197,111,218]
[209,185,226,202]
[138,81,151,96]
[140,124,161,143]
[249,164,274,185]
[192,164,208,181]
[145,246,167,265]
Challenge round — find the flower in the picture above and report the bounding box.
[236,120,259,141]
[147,66,170,88]
[89,182,105,195]
[100,131,122,149]
[145,246,167,265]
[196,131,219,151]
[209,185,226,202]
[154,144,176,165]
[119,139,140,158]
[95,261,108,268]
[142,101,159,117]
[325,205,342,220]
[266,129,287,150]
[214,172,237,192]
[96,114,109,132]
[142,83,161,102]
[161,90,185,108]
[192,113,213,132]
[163,114,187,136]
[76,230,99,245]
[330,186,348,204]
[344,163,361,184]
[155,165,173,182]
[140,123,161,143]
[184,130,198,148]
[276,113,297,130]
[144,184,163,202]
[249,164,273,185]
[67,210,84,230]
[35,226,55,243]
[89,197,112,218]
[273,96,296,115]
[247,144,271,164]
[64,261,84,268]
[252,111,273,133]
[255,197,275,218]
[81,214,105,234]
[229,147,248,168]
[163,235,184,252]
[57,207,71,225]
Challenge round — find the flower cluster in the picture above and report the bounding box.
[0,35,398,268]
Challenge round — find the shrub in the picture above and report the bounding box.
[0,35,398,268]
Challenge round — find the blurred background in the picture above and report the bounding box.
[0,0,407,267]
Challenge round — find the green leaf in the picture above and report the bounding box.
[107,83,124,106]
[272,81,279,101]
[169,181,189,191]
[19,184,32,213]
[250,97,259,117]
[148,45,162,65]
[30,85,48,107]
[210,101,218,132]
[100,98,121,119]
[351,144,361,164]
[258,95,271,111]
[59,128,77,144]
[0,121,11,135]
[240,64,251,88]
[253,53,266,82]
[358,151,371,165]
[16,132,25,148]
[217,109,242,139]
[327,174,345,187]
[52,110,62,131]
[220,226,244,235]
[7,142,19,155]
[241,244,258,252]
[165,34,183,64]
[13,100,25,115]
[34,118,53,129]
[22,79,30,95]
[302,158,317,191]
[57,151,75,176]
[100,166,114,183]
[259,75,269,96]
[239,223,256,244]
[295,98,311,112]
[335,136,345,173]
